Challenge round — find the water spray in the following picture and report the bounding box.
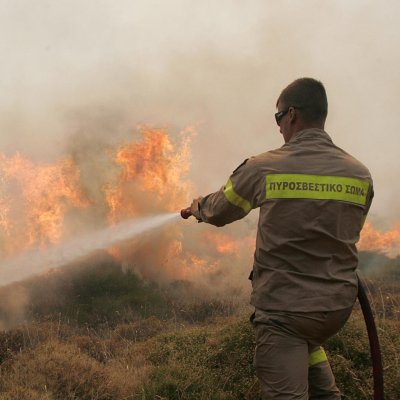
[0,212,180,287]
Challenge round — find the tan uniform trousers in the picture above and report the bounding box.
[252,307,353,400]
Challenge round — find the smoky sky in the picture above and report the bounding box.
[0,0,399,227]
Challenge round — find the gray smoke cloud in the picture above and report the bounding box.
[0,0,398,225]
[1,0,399,328]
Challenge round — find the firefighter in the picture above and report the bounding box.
[184,78,374,399]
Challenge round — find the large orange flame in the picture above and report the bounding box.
[359,222,400,257]
[0,125,399,285]
[103,126,193,223]
[0,153,89,255]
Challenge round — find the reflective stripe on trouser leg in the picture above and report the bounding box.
[308,347,327,367]
[308,347,341,400]
[252,308,350,400]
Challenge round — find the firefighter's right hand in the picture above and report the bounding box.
[190,197,203,222]
[180,198,203,222]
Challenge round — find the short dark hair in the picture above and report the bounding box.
[277,78,328,123]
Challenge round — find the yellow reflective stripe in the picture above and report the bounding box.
[223,179,252,214]
[309,347,328,367]
[266,174,370,206]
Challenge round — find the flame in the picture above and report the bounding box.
[0,126,208,288]
[103,126,193,223]
[0,125,195,283]
[359,222,400,256]
[203,231,241,254]
[164,229,256,283]
[0,153,89,255]
[1,123,400,287]
[102,125,193,263]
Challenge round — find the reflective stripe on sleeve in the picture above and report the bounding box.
[223,179,252,214]
[266,174,370,206]
[308,347,328,367]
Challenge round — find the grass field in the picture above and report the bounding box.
[0,252,398,399]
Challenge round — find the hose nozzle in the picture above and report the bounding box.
[180,207,192,219]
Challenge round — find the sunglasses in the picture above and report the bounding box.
[275,109,289,126]
[275,106,302,126]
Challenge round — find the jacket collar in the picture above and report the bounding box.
[288,128,333,145]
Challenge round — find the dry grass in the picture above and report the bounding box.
[0,254,398,399]
[0,318,159,400]
[0,309,399,399]
[0,339,143,399]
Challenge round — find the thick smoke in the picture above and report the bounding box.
[0,1,399,326]
[1,0,399,224]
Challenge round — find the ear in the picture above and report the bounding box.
[289,106,297,122]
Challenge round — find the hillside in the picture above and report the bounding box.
[0,251,398,399]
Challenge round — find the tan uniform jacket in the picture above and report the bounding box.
[192,129,373,312]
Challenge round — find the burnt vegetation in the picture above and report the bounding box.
[0,251,398,399]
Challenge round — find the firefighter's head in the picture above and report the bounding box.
[276,78,328,143]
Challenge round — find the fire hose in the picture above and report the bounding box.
[180,208,384,399]
[357,274,384,400]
